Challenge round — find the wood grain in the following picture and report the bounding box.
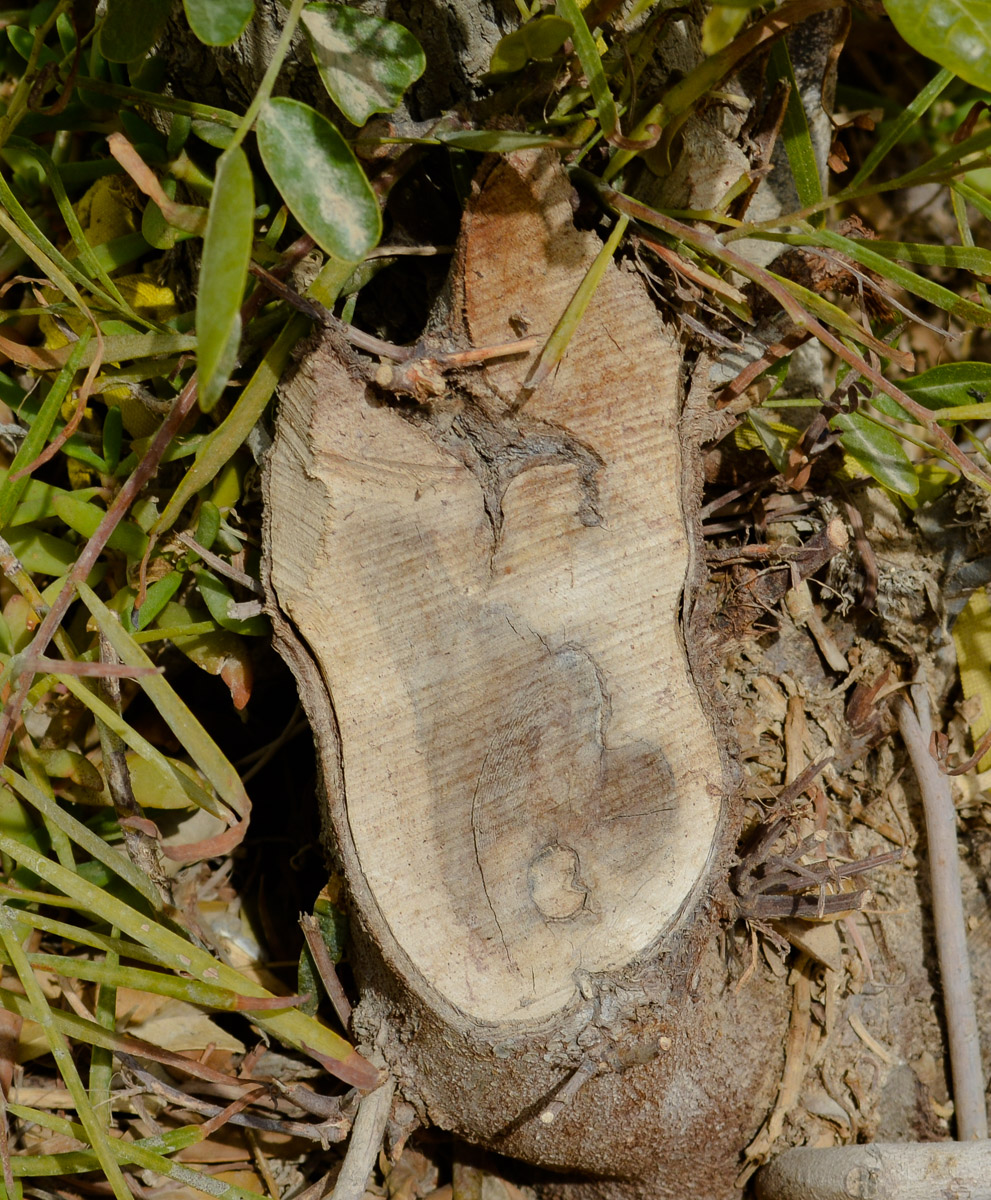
[266,150,722,1026]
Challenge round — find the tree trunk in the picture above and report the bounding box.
[166,3,853,1195]
[264,145,793,1195]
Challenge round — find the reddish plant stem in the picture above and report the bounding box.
[300,913,352,1028]
[582,174,991,491]
[0,374,200,762]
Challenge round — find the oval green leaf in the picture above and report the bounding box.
[832,411,919,498]
[256,98,381,262]
[302,2,426,126]
[489,14,573,74]
[50,493,149,560]
[900,361,991,409]
[134,571,185,631]
[98,0,175,62]
[96,754,204,810]
[183,0,253,46]
[194,567,269,636]
[884,0,991,91]
[197,146,254,412]
[876,360,991,420]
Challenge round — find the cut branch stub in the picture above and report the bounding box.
[264,151,773,1189]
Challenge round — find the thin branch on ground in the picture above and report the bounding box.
[896,684,988,1141]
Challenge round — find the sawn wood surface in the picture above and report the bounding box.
[266,150,723,1028]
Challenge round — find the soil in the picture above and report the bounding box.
[704,471,991,1184]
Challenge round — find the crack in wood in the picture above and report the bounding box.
[394,386,604,544]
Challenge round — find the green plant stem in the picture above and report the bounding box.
[227,0,308,155]
[0,833,378,1083]
[153,313,308,536]
[522,213,629,397]
[1,947,301,1012]
[951,188,991,310]
[6,1106,266,1199]
[73,76,242,127]
[603,0,844,181]
[850,67,954,190]
[726,129,991,241]
[13,738,75,872]
[2,1111,199,1179]
[557,0,621,146]
[89,929,118,1128]
[1,765,161,908]
[0,371,200,762]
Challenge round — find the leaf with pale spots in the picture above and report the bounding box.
[256,98,381,263]
[302,2,425,126]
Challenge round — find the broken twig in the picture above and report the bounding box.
[330,1078,396,1200]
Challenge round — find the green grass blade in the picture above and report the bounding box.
[770,272,911,360]
[767,39,823,213]
[54,330,198,368]
[757,227,991,274]
[858,238,991,273]
[12,737,75,871]
[7,137,140,323]
[73,76,242,127]
[0,905,134,1200]
[1,765,161,908]
[9,949,299,1012]
[952,186,991,309]
[0,172,115,320]
[850,67,954,190]
[3,1109,199,1177]
[6,1107,265,1199]
[11,911,170,965]
[75,582,250,835]
[153,313,307,536]
[556,0,618,140]
[953,180,991,225]
[891,125,991,189]
[0,332,91,530]
[750,229,991,328]
[0,980,240,1073]
[55,672,226,818]
[89,929,117,1127]
[522,213,629,397]
[0,834,373,1076]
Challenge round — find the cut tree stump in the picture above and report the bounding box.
[264,150,789,1197]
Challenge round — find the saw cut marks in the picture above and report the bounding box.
[267,150,722,1025]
